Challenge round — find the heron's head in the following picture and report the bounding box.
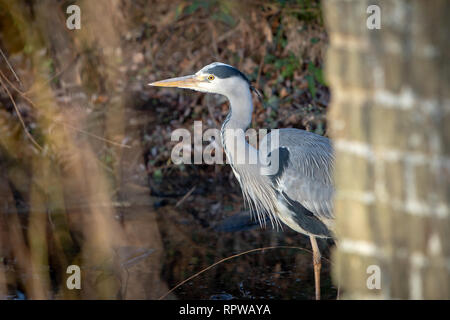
[149,62,252,97]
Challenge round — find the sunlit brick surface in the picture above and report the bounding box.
[324,0,450,299]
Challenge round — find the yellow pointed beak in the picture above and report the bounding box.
[149,74,201,88]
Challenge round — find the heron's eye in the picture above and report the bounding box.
[207,75,215,81]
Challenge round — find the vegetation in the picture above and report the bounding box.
[0,0,335,299]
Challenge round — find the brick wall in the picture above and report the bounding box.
[324,0,450,299]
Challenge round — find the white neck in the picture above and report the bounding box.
[224,85,253,130]
[219,84,281,228]
[221,85,258,166]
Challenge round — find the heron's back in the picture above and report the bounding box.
[261,128,335,237]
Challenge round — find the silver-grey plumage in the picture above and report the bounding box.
[261,129,334,236]
[227,127,335,238]
[272,129,334,221]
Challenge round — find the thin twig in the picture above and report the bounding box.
[0,68,23,94]
[0,47,22,87]
[60,121,132,149]
[256,46,266,90]
[175,186,196,208]
[0,69,131,149]
[158,245,331,300]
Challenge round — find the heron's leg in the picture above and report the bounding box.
[310,235,321,300]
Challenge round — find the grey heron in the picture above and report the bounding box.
[150,62,334,300]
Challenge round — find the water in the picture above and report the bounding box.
[117,179,337,300]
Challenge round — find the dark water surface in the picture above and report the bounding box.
[117,186,337,300]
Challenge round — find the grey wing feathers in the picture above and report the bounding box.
[262,128,335,222]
